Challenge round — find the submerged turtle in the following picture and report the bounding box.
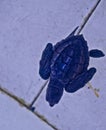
[39,27,105,107]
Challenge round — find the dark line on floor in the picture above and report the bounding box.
[0,86,59,130]
[77,0,101,34]
[29,80,48,108]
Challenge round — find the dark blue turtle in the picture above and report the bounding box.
[39,27,105,107]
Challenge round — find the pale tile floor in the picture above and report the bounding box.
[0,94,53,130]
[0,0,106,130]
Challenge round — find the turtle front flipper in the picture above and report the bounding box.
[89,49,105,58]
[65,68,96,93]
[39,43,54,80]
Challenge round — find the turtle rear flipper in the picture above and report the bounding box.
[89,49,105,58]
[65,68,96,93]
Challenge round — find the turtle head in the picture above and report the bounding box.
[46,78,64,107]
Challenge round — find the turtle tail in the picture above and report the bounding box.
[89,49,105,58]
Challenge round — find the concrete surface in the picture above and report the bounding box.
[0,0,105,130]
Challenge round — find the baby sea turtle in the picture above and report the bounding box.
[39,27,105,107]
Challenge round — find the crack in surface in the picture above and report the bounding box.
[77,0,101,34]
[0,85,59,130]
[29,80,48,107]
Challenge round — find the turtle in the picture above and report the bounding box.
[39,27,105,107]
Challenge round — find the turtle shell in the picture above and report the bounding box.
[50,35,89,84]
